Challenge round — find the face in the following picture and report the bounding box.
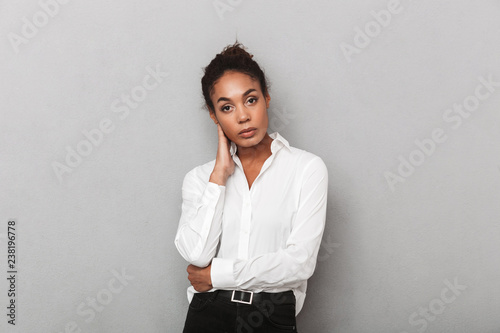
[209,71,270,148]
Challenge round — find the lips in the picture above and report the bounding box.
[239,128,257,138]
[239,127,257,134]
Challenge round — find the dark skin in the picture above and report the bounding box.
[186,71,272,292]
[186,263,213,292]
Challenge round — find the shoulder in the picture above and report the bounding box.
[285,145,328,177]
[286,147,329,191]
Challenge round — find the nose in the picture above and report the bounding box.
[236,105,250,123]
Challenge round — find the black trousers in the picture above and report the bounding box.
[182,290,298,333]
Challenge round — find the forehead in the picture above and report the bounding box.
[211,71,260,97]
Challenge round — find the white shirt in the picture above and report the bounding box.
[174,132,328,315]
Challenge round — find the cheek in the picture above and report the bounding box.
[218,119,237,138]
[261,110,269,125]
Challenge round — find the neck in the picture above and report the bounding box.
[236,132,273,162]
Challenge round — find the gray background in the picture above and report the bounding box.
[1,0,499,332]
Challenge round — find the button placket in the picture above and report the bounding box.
[237,171,252,259]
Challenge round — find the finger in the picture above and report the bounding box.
[217,125,231,144]
[217,123,226,139]
[216,124,223,141]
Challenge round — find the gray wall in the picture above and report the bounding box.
[1,1,499,332]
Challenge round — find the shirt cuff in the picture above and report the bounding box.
[202,181,225,204]
[211,257,236,289]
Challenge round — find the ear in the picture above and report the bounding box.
[265,92,271,109]
[209,108,218,124]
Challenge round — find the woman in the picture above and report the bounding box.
[175,41,328,332]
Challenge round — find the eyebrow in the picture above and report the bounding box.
[216,88,257,104]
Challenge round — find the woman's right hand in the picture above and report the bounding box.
[209,123,235,186]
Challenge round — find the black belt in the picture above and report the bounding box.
[216,290,295,305]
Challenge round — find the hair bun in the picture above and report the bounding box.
[221,41,254,58]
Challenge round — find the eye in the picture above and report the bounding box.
[247,97,258,104]
[221,105,232,112]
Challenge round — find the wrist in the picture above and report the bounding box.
[209,169,228,186]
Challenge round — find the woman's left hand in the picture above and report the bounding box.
[187,263,213,292]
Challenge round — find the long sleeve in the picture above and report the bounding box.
[210,156,328,291]
[174,168,226,267]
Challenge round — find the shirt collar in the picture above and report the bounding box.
[230,132,291,156]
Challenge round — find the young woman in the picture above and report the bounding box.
[175,42,328,333]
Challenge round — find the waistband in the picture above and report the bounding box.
[214,289,295,305]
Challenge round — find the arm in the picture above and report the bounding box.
[174,123,235,268]
[174,172,226,268]
[210,156,328,290]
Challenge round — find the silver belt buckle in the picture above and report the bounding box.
[231,290,253,304]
